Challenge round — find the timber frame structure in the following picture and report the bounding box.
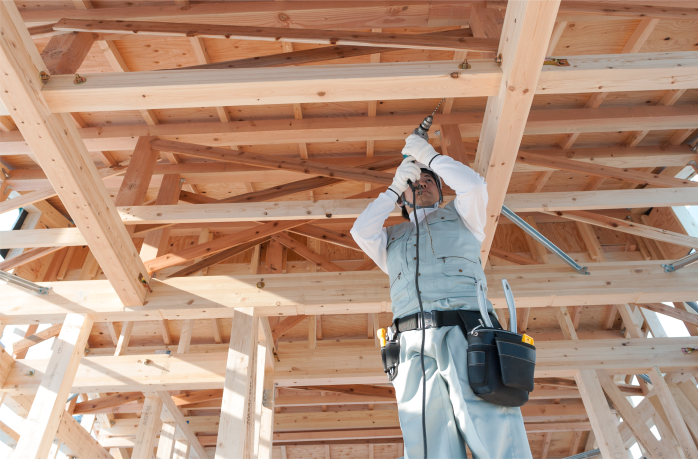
[0,1,697,458]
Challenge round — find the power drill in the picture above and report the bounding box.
[410,97,446,145]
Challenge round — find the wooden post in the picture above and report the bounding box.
[12,313,93,459]
[132,394,163,459]
[574,370,628,459]
[473,0,561,259]
[216,308,259,459]
[255,371,275,459]
[558,307,627,459]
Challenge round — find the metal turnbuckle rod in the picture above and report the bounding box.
[662,250,698,273]
[500,205,590,275]
[0,270,51,294]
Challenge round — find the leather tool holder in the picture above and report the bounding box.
[458,311,536,407]
[381,339,400,381]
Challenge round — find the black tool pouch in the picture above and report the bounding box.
[381,339,400,382]
[458,310,535,407]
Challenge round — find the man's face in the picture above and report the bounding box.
[404,171,439,208]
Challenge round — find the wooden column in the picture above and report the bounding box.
[558,307,627,459]
[473,0,561,259]
[216,308,259,459]
[0,1,150,306]
[574,370,628,459]
[132,394,163,459]
[12,313,93,459]
[255,370,275,459]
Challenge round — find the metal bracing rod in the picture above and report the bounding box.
[500,205,590,275]
[562,449,600,459]
[662,249,698,273]
[687,301,698,314]
[0,270,51,294]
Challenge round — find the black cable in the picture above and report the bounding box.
[410,181,428,459]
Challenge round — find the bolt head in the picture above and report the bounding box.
[256,281,265,289]
[28,370,35,376]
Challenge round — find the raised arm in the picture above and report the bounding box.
[351,157,421,273]
[402,134,488,242]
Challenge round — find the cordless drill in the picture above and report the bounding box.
[409,97,446,146]
[403,98,446,190]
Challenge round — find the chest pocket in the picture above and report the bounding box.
[437,258,481,295]
[386,226,411,307]
[426,213,461,258]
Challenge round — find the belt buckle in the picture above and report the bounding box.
[420,311,435,329]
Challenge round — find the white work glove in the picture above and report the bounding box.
[401,133,439,166]
[389,157,421,197]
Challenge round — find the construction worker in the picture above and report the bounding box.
[351,134,532,459]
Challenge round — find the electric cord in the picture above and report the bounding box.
[409,181,428,459]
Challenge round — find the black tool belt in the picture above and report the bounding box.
[381,309,535,407]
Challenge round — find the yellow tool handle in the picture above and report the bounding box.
[377,328,387,348]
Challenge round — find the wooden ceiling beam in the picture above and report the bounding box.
[1,261,696,325]
[4,337,697,393]
[489,0,698,20]
[21,2,472,29]
[38,52,698,113]
[54,19,499,53]
[3,106,696,156]
[0,1,150,306]
[516,150,698,188]
[4,187,697,250]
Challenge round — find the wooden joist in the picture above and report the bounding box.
[21,2,469,29]
[3,190,697,245]
[5,337,696,393]
[3,107,697,156]
[1,261,696,324]
[54,19,500,53]
[38,52,698,113]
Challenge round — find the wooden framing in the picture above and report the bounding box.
[1,1,697,458]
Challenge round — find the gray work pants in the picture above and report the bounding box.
[393,325,533,459]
